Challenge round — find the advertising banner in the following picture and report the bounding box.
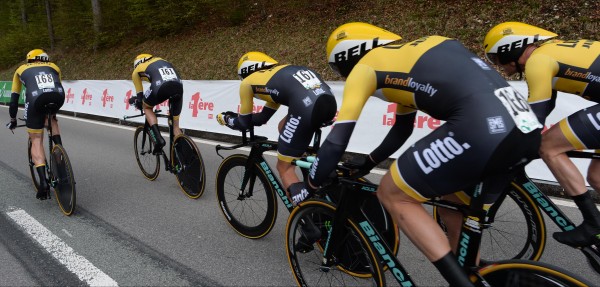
[8,79,596,183]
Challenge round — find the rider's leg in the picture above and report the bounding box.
[540,124,600,246]
[170,94,183,137]
[48,115,62,145]
[29,131,49,199]
[436,193,464,253]
[143,103,166,151]
[377,172,474,287]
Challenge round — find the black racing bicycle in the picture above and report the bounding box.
[286,159,592,286]
[124,99,206,199]
[12,103,76,216]
[214,128,398,256]
[432,151,600,273]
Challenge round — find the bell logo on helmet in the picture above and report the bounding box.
[497,35,540,53]
[240,61,269,77]
[333,38,384,64]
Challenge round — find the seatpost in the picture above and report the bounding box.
[313,129,322,150]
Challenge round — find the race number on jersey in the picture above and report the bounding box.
[35,73,55,90]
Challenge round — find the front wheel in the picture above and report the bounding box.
[286,199,385,286]
[172,134,206,199]
[475,259,592,286]
[133,126,160,180]
[50,144,76,216]
[215,154,277,239]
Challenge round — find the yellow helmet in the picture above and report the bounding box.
[133,53,153,69]
[237,51,278,79]
[484,22,557,65]
[326,22,401,78]
[26,49,49,63]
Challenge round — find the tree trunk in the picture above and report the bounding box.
[20,0,27,26]
[91,0,102,51]
[45,0,55,50]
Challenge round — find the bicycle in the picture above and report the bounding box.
[214,128,398,254]
[431,151,600,273]
[285,159,593,286]
[11,103,76,216]
[124,99,206,199]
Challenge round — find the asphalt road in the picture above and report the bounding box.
[0,106,599,286]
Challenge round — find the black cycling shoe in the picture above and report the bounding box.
[36,187,49,200]
[149,124,166,154]
[553,221,600,248]
[295,217,322,253]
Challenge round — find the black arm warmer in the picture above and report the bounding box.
[9,92,20,119]
[309,122,356,186]
[369,112,416,163]
[233,113,252,130]
[251,107,277,126]
[530,90,557,126]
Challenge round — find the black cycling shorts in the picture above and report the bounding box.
[25,92,65,132]
[277,93,337,162]
[143,80,183,117]
[558,104,600,150]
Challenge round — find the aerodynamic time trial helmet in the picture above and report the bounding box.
[484,22,557,65]
[326,22,401,78]
[26,49,49,63]
[237,51,278,80]
[133,54,154,69]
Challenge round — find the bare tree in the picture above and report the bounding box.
[20,0,28,26]
[45,0,55,50]
[91,0,102,51]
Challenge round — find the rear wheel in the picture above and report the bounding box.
[134,126,160,180]
[286,200,384,286]
[475,260,591,286]
[433,186,545,262]
[215,154,277,239]
[50,144,76,216]
[172,134,206,199]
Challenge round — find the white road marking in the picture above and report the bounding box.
[62,229,73,237]
[6,208,118,286]
[4,107,585,209]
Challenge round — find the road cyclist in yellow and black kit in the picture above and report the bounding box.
[216,51,337,204]
[304,22,543,286]
[131,54,184,153]
[7,49,66,200]
[484,22,600,248]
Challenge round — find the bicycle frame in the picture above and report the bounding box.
[215,129,322,212]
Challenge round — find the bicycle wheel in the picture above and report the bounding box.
[322,183,400,256]
[286,200,385,286]
[50,144,76,216]
[133,126,160,180]
[475,259,592,287]
[215,154,277,239]
[172,134,206,199]
[433,185,546,262]
[27,138,42,192]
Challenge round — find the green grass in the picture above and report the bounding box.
[1,0,598,81]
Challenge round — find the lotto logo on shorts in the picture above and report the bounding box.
[487,116,506,134]
[413,134,471,174]
[280,115,301,143]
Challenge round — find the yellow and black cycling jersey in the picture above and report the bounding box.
[131,57,183,116]
[526,39,600,123]
[10,62,65,132]
[232,64,336,162]
[310,35,541,203]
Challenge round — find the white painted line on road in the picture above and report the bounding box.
[6,207,118,287]
[63,229,73,237]
[12,109,585,210]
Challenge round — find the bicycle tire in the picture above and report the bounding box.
[172,134,206,199]
[433,185,546,262]
[475,259,592,287]
[216,154,277,239]
[286,199,385,287]
[50,144,76,216]
[27,138,43,192]
[133,126,160,180]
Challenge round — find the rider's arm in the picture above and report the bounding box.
[252,103,279,126]
[524,53,559,124]
[309,63,376,186]
[9,69,22,119]
[131,68,145,96]
[368,109,416,163]
[50,63,62,81]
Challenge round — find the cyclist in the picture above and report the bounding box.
[7,49,65,200]
[307,22,542,286]
[217,51,337,204]
[484,22,600,248]
[131,54,183,153]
